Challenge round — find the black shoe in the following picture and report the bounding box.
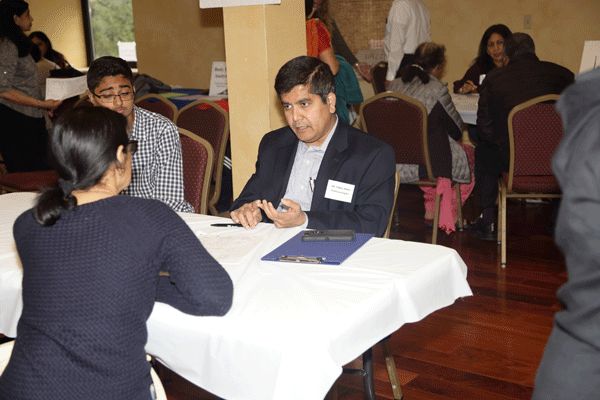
[470,218,497,241]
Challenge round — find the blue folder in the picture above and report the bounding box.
[261,231,374,265]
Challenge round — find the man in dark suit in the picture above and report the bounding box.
[230,56,396,237]
[470,32,574,240]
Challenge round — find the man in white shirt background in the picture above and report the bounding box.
[384,0,431,86]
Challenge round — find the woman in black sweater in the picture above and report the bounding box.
[0,107,233,400]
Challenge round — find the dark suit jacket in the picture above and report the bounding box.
[231,121,396,237]
[477,52,574,161]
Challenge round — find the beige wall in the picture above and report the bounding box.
[332,0,600,83]
[132,0,226,88]
[28,0,87,68]
[27,0,600,87]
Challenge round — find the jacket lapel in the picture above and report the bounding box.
[272,128,299,208]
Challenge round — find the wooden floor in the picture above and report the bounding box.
[159,185,566,400]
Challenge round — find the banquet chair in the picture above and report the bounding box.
[147,354,168,400]
[74,95,93,108]
[50,94,81,123]
[360,92,463,245]
[174,100,229,215]
[342,169,403,400]
[135,94,178,121]
[0,340,13,376]
[498,94,562,267]
[179,127,214,215]
[370,61,389,95]
[0,341,166,400]
[0,170,60,194]
[383,169,401,239]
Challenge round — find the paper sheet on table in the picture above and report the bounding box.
[199,235,264,264]
[45,76,88,100]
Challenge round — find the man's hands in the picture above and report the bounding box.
[231,199,306,229]
[230,200,262,229]
[258,199,306,229]
[258,199,306,228]
[459,80,477,94]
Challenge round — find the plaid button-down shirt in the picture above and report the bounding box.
[123,106,194,213]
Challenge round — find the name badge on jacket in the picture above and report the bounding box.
[325,179,355,203]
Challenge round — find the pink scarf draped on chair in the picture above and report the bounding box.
[421,143,475,234]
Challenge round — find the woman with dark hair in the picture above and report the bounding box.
[0,107,233,400]
[29,30,70,69]
[389,42,475,232]
[453,24,512,94]
[0,0,61,172]
[311,0,371,81]
[305,0,339,75]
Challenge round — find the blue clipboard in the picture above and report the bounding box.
[261,231,374,265]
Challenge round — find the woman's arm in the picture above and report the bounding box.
[156,213,233,316]
[319,48,339,75]
[0,90,61,111]
[0,41,61,112]
[453,63,482,94]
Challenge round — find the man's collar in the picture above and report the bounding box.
[507,52,539,65]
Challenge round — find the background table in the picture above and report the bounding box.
[0,192,472,400]
[161,88,229,111]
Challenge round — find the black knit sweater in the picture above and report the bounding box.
[0,196,233,399]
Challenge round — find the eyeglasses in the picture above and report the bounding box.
[92,91,134,103]
[128,140,138,155]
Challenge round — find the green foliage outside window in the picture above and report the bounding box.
[89,0,136,58]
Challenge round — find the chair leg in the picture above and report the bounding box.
[496,188,502,245]
[381,340,403,400]
[432,193,441,244]
[501,184,507,267]
[362,348,377,400]
[455,183,463,231]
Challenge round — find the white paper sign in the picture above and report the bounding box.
[209,61,228,97]
[579,40,600,74]
[117,41,137,62]
[45,76,88,101]
[200,0,280,9]
[324,179,355,203]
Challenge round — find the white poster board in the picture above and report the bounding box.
[579,41,600,74]
[209,62,228,97]
[45,76,88,101]
[117,41,137,62]
[200,0,280,8]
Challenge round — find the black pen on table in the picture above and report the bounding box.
[210,223,244,227]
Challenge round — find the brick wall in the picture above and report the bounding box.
[330,0,393,53]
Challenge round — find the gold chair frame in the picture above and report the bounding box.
[498,94,562,267]
[174,100,229,216]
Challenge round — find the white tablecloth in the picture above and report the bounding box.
[451,93,479,125]
[0,192,472,400]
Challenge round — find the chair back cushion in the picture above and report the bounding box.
[510,100,563,193]
[175,104,226,181]
[0,170,59,192]
[135,96,176,121]
[179,134,213,214]
[361,94,427,166]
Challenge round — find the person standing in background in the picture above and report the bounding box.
[383,0,430,86]
[0,0,61,172]
[29,31,70,69]
[310,0,372,81]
